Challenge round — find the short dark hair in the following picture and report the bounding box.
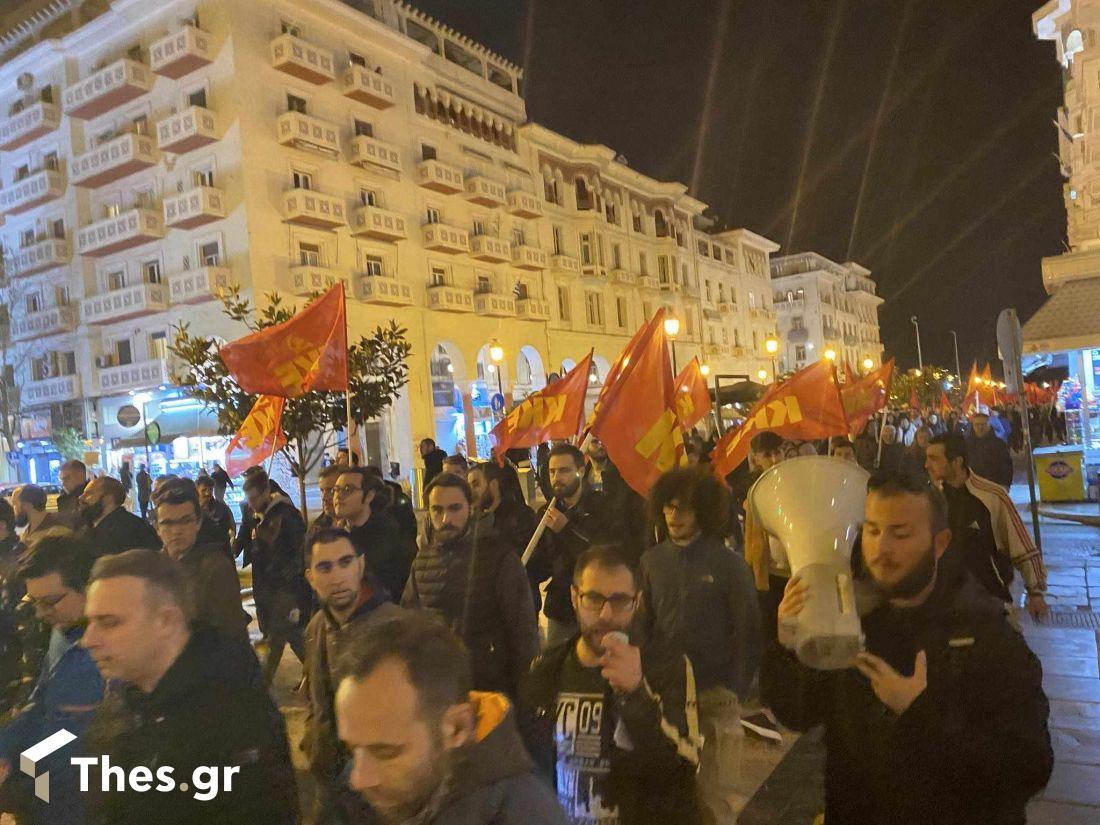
[750,431,784,454]
[866,471,949,534]
[548,443,584,468]
[16,485,47,512]
[929,433,968,469]
[0,498,14,533]
[60,459,86,476]
[194,475,214,491]
[648,467,730,539]
[420,438,437,448]
[573,544,637,589]
[336,466,385,500]
[153,479,201,517]
[242,469,270,494]
[305,527,357,565]
[338,611,471,723]
[468,461,503,485]
[442,454,469,472]
[97,477,127,507]
[19,528,94,591]
[424,472,472,504]
[319,464,344,482]
[90,548,195,621]
[829,436,853,452]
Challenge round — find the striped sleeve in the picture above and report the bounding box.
[970,474,1047,593]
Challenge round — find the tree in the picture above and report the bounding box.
[889,365,959,411]
[170,287,412,518]
[52,427,86,461]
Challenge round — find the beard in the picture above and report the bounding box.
[79,500,104,526]
[13,513,27,529]
[872,548,937,600]
[580,621,627,656]
[551,477,581,500]
[366,734,450,823]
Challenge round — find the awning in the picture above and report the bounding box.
[1022,276,1100,354]
[104,406,221,444]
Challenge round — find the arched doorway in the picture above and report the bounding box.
[429,342,467,456]
[586,355,612,417]
[473,343,510,459]
[515,346,547,400]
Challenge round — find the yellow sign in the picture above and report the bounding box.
[1035,451,1087,502]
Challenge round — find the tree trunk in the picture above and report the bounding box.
[296,440,309,523]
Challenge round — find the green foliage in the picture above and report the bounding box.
[888,365,960,409]
[52,427,87,461]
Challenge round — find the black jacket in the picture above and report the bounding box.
[201,499,236,546]
[940,482,1014,601]
[518,637,701,825]
[84,625,297,825]
[345,509,415,602]
[586,460,650,566]
[175,541,251,648]
[423,447,447,485]
[383,480,418,544]
[761,567,1052,825]
[965,432,1014,488]
[402,523,539,696]
[86,507,161,557]
[638,535,762,698]
[247,493,308,604]
[528,489,609,623]
[56,483,86,529]
[480,498,540,556]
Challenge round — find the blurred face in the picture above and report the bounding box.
[571,564,637,655]
[466,470,496,512]
[442,460,466,476]
[156,500,201,559]
[548,454,583,500]
[971,416,991,438]
[753,446,783,470]
[587,438,608,464]
[335,473,373,521]
[196,483,214,509]
[899,418,910,431]
[428,486,470,541]
[861,491,947,599]
[337,660,471,823]
[243,482,271,514]
[419,441,434,457]
[12,489,28,527]
[307,537,364,611]
[79,479,113,525]
[832,445,856,463]
[319,474,338,517]
[663,497,701,545]
[83,576,176,686]
[59,465,85,495]
[915,429,930,449]
[24,572,85,629]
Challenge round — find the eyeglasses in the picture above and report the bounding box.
[334,485,363,495]
[575,589,637,614]
[25,591,69,609]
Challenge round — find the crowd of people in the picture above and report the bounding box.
[0,396,1058,823]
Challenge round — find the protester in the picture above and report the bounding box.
[154,482,251,648]
[639,467,762,823]
[56,460,88,528]
[195,474,236,551]
[468,462,539,557]
[896,414,915,446]
[0,530,101,825]
[82,549,298,823]
[419,438,448,487]
[925,434,1048,618]
[762,472,1052,824]
[302,528,401,823]
[402,473,538,697]
[135,465,152,520]
[519,546,701,824]
[312,464,342,535]
[211,462,233,501]
[363,465,418,547]
[81,477,161,556]
[585,436,649,566]
[334,467,414,601]
[828,436,857,463]
[926,412,947,437]
[11,485,61,541]
[898,426,931,480]
[334,611,569,825]
[118,462,132,500]
[877,424,903,473]
[965,413,1014,489]
[442,454,469,476]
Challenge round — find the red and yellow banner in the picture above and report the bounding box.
[675,357,713,431]
[841,358,894,436]
[225,395,288,477]
[491,350,592,459]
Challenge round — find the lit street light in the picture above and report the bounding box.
[664,316,681,373]
[764,333,779,379]
[824,348,837,362]
[489,340,505,414]
[757,368,768,383]
[699,363,710,377]
[910,315,924,370]
[862,357,874,372]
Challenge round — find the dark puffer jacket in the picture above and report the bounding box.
[246,493,309,608]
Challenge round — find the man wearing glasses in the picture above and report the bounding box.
[519,546,701,825]
[333,467,413,602]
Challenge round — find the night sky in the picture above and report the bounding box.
[412,0,1066,373]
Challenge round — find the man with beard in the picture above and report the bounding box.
[419,438,448,487]
[584,437,649,566]
[81,477,161,556]
[762,472,1052,825]
[965,413,1014,489]
[401,474,537,698]
[334,467,414,602]
[519,547,701,825]
[527,444,609,647]
[335,611,568,825]
[467,462,539,556]
[11,486,60,541]
[56,460,88,528]
[302,529,401,823]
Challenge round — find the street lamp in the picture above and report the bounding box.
[862,357,874,372]
[757,368,768,383]
[699,363,711,377]
[910,315,923,370]
[949,329,961,383]
[488,340,505,413]
[663,316,681,374]
[824,348,837,362]
[764,333,779,379]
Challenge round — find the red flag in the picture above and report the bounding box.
[841,359,894,435]
[588,314,656,427]
[939,391,952,414]
[843,361,857,384]
[909,387,920,411]
[491,351,592,459]
[225,395,288,477]
[675,357,713,430]
[220,283,348,398]
[712,361,848,477]
[591,309,684,495]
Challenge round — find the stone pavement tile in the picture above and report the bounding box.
[1024,635,1099,659]
[1042,656,1100,678]
[737,728,824,825]
[1048,572,1088,586]
[1027,799,1100,824]
[1046,585,1089,597]
[1041,762,1100,806]
[1049,699,1100,731]
[1043,674,1100,703]
[1051,727,1100,767]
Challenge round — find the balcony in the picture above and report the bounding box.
[843,333,858,346]
[474,292,516,318]
[469,235,510,262]
[512,245,548,270]
[11,305,77,341]
[277,111,340,157]
[77,209,164,258]
[550,254,580,276]
[71,132,158,189]
[150,24,215,78]
[506,190,542,219]
[351,205,407,241]
[749,307,773,321]
[516,297,552,322]
[282,189,347,229]
[658,279,681,293]
[82,282,169,325]
[464,175,506,208]
[169,266,232,304]
[416,160,464,194]
[610,268,632,285]
[581,265,607,284]
[705,344,723,359]
[0,169,65,215]
[24,374,82,406]
[284,266,347,296]
[0,101,60,152]
[164,186,225,229]
[63,58,153,119]
[355,275,412,307]
[156,106,218,154]
[270,33,334,84]
[787,328,809,345]
[427,284,474,313]
[639,276,659,291]
[703,308,722,322]
[421,222,470,254]
[729,346,747,358]
[341,66,395,108]
[97,358,173,394]
[775,297,805,310]
[10,239,71,277]
[349,136,401,173]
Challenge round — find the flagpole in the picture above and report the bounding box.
[341,283,356,464]
[521,431,593,566]
[875,406,888,468]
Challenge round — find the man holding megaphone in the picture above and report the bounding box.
[761,472,1052,825]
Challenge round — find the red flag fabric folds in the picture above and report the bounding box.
[491,351,592,459]
[225,395,288,477]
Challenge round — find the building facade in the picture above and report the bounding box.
[0,0,782,482]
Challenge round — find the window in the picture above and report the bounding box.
[287,94,307,114]
[544,177,560,205]
[200,241,221,266]
[633,213,643,233]
[40,86,52,104]
[585,292,604,326]
[654,211,669,237]
[349,51,367,67]
[552,225,564,255]
[298,242,321,266]
[364,255,384,277]
[476,274,492,294]
[131,114,149,136]
[511,227,526,247]
[658,256,670,284]
[25,293,41,313]
[150,330,168,361]
[142,260,161,284]
[580,233,593,265]
[188,88,207,108]
[557,286,570,321]
[430,266,447,286]
[421,144,438,161]
[115,338,133,365]
[605,201,618,225]
[43,152,59,171]
[20,229,34,247]
[748,292,756,309]
[705,281,713,302]
[734,328,742,347]
[354,119,373,137]
[792,316,804,330]
[281,21,300,36]
[55,285,70,306]
[752,331,758,351]
[106,270,126,290]
[685,311,694,336]
[425,206,440,224]
[638,252,648,276]
[514,281,529,300]
[359,188,378,207]
[292,169,312,190]
[575,178,592,210]
[697,240,708,256]
[14,165,29,181]
[472,218,485,236]
[134,188,155,209]
[612,243,622,269]
[96,128,115,146]
[60,351,75,375]
[718,283,726,303]
[616,297,628,328]
[127,44,142,62]
[795,346,806,362]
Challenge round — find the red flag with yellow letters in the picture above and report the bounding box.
[841,359,894,436]
[490,351,592,460]
[675,357,713,430]
[225,395,288,477]
[220,284,348,398]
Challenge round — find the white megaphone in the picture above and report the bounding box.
[749,455,869,670]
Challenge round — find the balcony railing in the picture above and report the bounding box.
[421,222,470,254]
[550,254,580,275]
[71,132,158,189]
[0,169,65,215]
[97,358,172,394]
[24,374,82,405]
[469,235,510,262]
[156,106,218,154]
[341,66,395,108]
[76,208,164,257]
[506,190,542,218]
[516,297,552,322]
[427,284,474,313]
[169,266,232,304]
[164,186,225,230]
[474,293,516,318]
[10,239,71,277]
[63,58,153,119]
[349,135,401,173]
[639,276,659,291]
[150,24,215,79]
[11,305,77,341]
[277,111,340,157]
[512,245,547,270]
[82,282,169,325]
[0,101,60,152]
[282,189,346,228]
[351,205,407,241]
[609,268,632,285]
[284,266,347,296]
[416,160,464,194]
[464,175,506,208]
[270,33,334,84]
[355,275,412,306]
